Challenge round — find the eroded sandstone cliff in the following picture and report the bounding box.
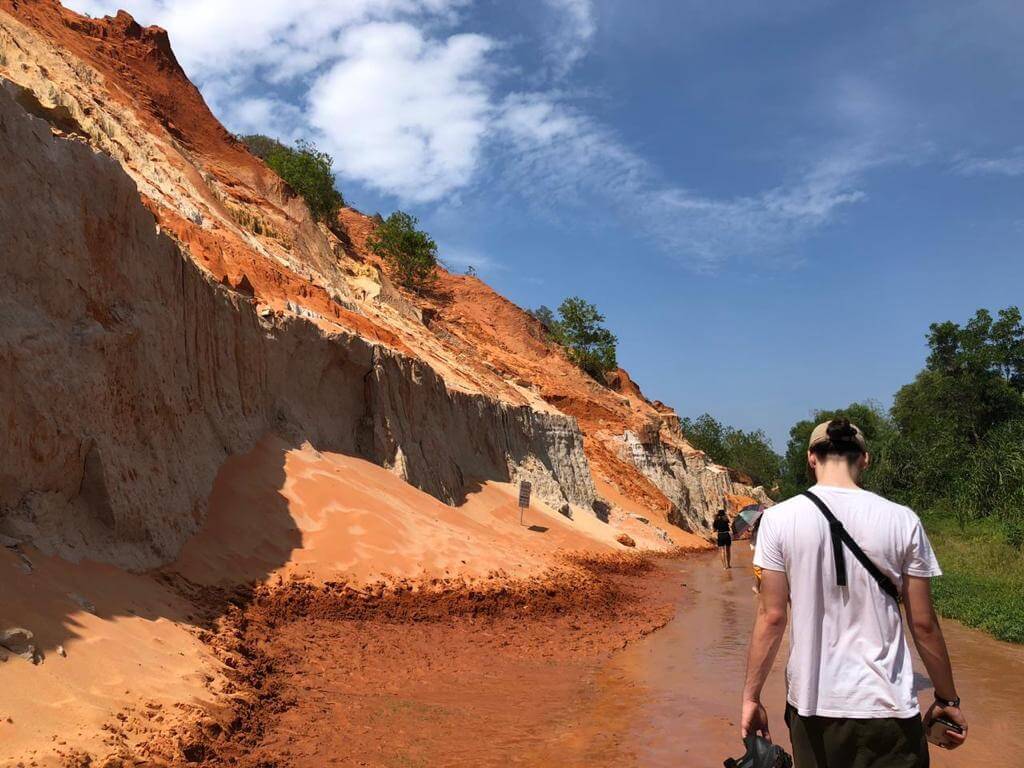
[0,0,768,571]
[0,82,594,568]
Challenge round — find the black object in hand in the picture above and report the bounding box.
[926,715,965,747]
[724,735,793,768]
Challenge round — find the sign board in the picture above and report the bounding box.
[518,481,532,509]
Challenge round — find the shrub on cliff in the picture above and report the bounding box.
[240,134,344,224]
[367,211,438,291]
[528,305,559,338]
[533,298,617,381]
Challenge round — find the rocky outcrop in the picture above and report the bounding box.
[0,85,594,569]
[617,419,771,533]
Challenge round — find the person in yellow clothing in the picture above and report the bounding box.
[750,514,763,594]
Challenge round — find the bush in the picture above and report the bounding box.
[241,135,344,223]
[528,305,557,334]
[951,417,1024,544]
[536,298,618,381]
[367,211,438,291]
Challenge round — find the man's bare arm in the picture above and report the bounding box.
[903,575,967,749]
[740,569,789,741]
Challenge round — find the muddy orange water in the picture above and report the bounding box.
[218,546,1024,767]
[537,547,1024,767]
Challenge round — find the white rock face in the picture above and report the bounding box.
[0,85,595,570]
[618,427,771,533]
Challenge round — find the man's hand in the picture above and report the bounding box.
[923,701,968,750]
[740,698,771,742]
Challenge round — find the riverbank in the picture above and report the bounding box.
[923,512,1024,643]
[147,554,681,767]
[165,546,1024,767]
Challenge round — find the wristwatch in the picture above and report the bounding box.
[935,694,961,708]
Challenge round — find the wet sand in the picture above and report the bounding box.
[181,555,679,767]
[183,545,1024,767]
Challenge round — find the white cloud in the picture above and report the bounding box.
[954,148,1024,177]
[67,0,470,82]
[308,23,494,202]
[64,0,491,202]
[62,0,878,269]
[541,0,596,78]
[498,93,580,144]
[492,95,874,270]
[220,97,305,142]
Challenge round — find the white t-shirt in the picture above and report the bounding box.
[753,484,941,719]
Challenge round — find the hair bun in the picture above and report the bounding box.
[827,418,857,442]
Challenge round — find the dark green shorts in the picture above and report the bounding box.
[785,704,929,768]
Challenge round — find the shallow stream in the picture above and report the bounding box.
[536,547,1024,766]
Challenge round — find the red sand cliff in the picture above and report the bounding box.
[1,0,767,539]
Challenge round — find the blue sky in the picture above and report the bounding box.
[67,0,1024,448]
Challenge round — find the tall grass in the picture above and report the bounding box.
[922,512,1024,643]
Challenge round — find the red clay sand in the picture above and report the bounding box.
[157,555,680,768]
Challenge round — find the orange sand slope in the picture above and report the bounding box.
[174,435,698,589]
[0,547,220,764]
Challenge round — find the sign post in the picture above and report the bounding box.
[518,481,532,525]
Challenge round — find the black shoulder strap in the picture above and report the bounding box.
[802,490,901,602]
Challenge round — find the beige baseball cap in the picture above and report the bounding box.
[808,420,868,452]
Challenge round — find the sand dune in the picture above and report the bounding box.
[2,435,670,764]
[173,435,650,588]
[0,547,219,764]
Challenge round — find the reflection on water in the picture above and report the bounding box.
[535,548,1024,767]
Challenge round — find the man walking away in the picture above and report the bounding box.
[740,418,967,767]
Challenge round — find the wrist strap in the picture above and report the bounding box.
[935,694,961,708]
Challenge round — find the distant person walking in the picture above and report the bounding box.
[740,418,967,767]
[713,508,732,569]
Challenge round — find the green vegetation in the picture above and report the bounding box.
[680,413,782,490]
[921,512,1024,643]
[775,306,1024,642]
[241,135,344,223]
[367,211,439,292]
[530,298,618,381]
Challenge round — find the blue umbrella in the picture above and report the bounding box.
[732,504,764,537]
